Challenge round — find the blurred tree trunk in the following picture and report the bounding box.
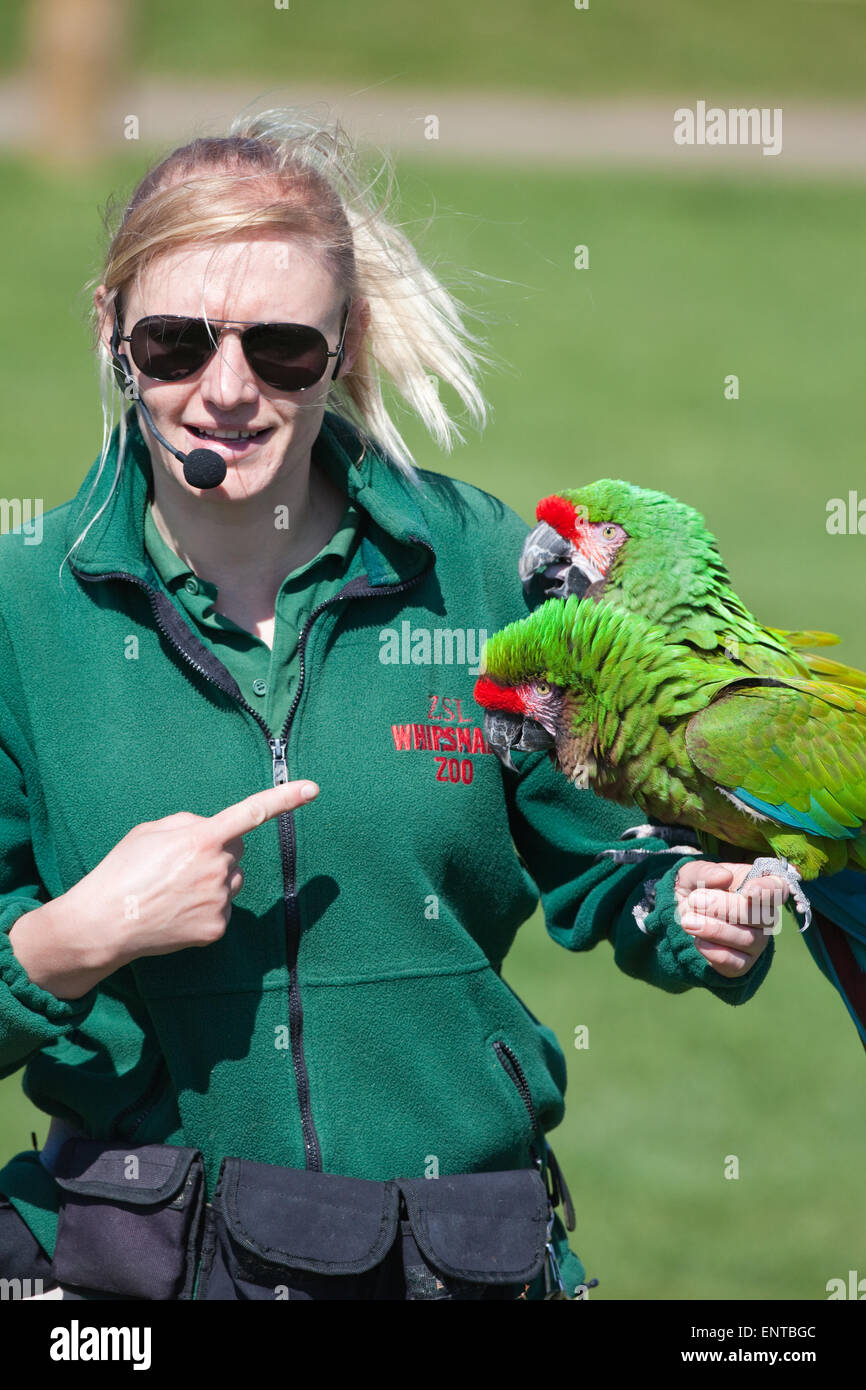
[24,0,131,168]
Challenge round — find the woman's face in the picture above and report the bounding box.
[97,233,363,501]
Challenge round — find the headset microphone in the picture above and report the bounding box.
[109,319,227,489]
[135,394,228,489]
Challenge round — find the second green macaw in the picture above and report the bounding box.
[476,594,866,884]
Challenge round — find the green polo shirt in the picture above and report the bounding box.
[143,464,365,737]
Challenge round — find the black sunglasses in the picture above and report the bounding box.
[112,303,351,392]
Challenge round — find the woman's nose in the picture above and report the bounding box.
[198,329,259,407]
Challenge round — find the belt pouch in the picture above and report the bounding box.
[396,1168,549,1299]
[51,1139,205,1300]
[196,1158,403,1300]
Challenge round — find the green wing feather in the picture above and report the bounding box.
[794,653,866,692]
[765,627,841,649]
[761,630,866,691]
[683,682,866,835]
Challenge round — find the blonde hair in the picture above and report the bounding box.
[63,106,493,577]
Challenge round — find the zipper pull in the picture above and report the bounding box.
[270,737,288,786]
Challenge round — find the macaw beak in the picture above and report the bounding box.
[518,521,592,601]
[518,522,569,584]
[482,709,555,771]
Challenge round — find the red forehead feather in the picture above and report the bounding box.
[473,677,525,714]
[536,494,581,538]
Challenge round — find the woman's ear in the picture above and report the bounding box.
[337,298,370,379]
[95,284,133,395]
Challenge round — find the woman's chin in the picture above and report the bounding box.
[184,459,283,500]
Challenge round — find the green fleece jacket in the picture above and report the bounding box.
[0,406,773,1297]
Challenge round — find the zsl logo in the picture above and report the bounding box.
[390,694,495,784]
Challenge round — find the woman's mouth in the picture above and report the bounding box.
[184,425,275,458]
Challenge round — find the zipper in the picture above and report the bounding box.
[493,1041,579,1243]
[492,1039,538,1138]
[266,552,434,1167]
[493,1039,574,1297]
[72,540,434,1173]
[270,737,288,784]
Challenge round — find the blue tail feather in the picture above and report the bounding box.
[803,871,866,1048]
[808,872,866,951]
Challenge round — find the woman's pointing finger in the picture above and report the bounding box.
[208,781,319,842]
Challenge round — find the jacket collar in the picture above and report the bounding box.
[66,406,436,587]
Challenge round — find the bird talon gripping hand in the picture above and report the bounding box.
[474,479,866,1045]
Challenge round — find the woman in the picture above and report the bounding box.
[0,110,784,1301]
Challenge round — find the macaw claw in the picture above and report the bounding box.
[738,856,812,933]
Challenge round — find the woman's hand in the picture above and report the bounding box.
[673,860,790,978]
[9,780,319,999]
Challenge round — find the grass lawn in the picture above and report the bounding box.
[1,149,865,1298]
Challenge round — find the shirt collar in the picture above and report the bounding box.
[143,490,362,593]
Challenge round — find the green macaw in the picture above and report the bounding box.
[501,481,866,1048]
[475,593,866,877]
[517,481,866,690]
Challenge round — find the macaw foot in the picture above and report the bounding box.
[631,879,659,934]
[738,856,811,934]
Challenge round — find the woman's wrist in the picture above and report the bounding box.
[8,893,116,1000]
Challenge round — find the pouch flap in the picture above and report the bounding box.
[220,1158,401,1275]
[53,1139,200,1206]
[398,1168,548,1283]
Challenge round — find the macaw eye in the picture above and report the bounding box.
[602,524,617,539]
[536,680,550,695]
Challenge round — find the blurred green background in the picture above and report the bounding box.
[3,0,866,96]
[1,0,865,1301]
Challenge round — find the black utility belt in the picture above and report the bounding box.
[50,1140,569,1301]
